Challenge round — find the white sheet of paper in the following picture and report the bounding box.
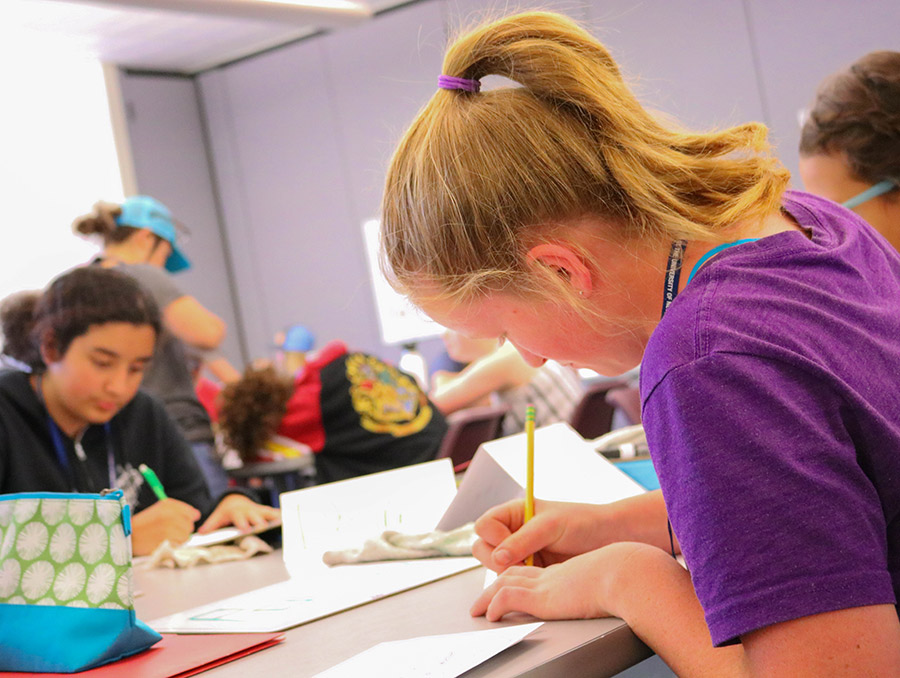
[151,459,479,634]
[182,518,282,549]
[281,458,460,578]
[312,622,544,678]
[149,556,478,633]
[491,423,645,501]
[438,423,645,530]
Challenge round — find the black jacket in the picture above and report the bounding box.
[0,369,214,516]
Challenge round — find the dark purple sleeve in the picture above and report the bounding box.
[643,352,895,646]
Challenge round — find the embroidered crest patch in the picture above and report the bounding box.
[345,354,432,436]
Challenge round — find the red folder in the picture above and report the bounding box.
[2,633,284,677]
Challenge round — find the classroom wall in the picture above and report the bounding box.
[116,72,247,365]
[745,0,900,181]
[196,1,446,364]
[117,0,900,368]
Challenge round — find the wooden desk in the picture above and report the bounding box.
[135,552,652,677]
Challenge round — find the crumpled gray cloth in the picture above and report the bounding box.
[141,535,273,569]
[322,522,476,566]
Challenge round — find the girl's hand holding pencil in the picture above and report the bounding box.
[131,499,201,556]
[470,404,667,623]
[471,498,612,571]
[473,405,618,572]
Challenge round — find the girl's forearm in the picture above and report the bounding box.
[607,543,747,678]
[601,490,681,553]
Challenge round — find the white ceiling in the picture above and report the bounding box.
[4,0,406,74]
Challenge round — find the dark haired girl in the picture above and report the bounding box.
[0,267,278,555]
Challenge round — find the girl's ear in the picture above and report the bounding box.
[526,243,593,296]
[38,332,60,366]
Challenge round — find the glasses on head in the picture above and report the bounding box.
[842,180,897,210]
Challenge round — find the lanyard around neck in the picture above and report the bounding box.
[659,240,689,559]
[36,375,117,491]
[662,238,762,319]
[686,238,759,285]
[661,240,687,319]
[657,237,759,561]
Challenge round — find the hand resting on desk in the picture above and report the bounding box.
[469,540,743,678]
[132,495,280,556]
[471,542,655,621]
[197,493,281,534]
[470,493,693,623]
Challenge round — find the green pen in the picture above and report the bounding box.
[138,463,168,500]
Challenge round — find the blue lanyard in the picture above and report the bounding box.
[37,376,117,492]
[46,416,117,493]
[686,238,759,285]
[842,180,896,209]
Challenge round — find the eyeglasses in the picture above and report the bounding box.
[842,180,897,210]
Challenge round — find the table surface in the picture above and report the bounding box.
[134,551,652,677]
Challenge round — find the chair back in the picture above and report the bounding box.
[568,380,627,439]
[605,385,642,426]
[436,404,510,472]
[227,456,316,507]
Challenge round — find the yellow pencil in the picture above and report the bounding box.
[524,405,535,566]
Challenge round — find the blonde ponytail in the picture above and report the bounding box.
[382,11,788,304]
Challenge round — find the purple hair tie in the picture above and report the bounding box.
[438,75,481,93]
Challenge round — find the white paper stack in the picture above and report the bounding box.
[151,423,645,634]
[151,459,478,633]
[437,422,645,530]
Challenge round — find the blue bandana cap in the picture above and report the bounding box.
[116,195,191,273]
[283,324,315,352]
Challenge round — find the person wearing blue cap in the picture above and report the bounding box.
[275,323,315,376]
[73,196,231,497]
[74,195,192,273]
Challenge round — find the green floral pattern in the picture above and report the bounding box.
[0,497,133,609]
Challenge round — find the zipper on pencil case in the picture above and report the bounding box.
[0,488,124,501]
[0,488,132,535]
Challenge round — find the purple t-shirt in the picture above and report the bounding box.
[641,190,900,646]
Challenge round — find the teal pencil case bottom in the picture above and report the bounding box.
[0,601,162,672]
[616,459,660,491]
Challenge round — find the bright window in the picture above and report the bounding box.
[0,17,121,302]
